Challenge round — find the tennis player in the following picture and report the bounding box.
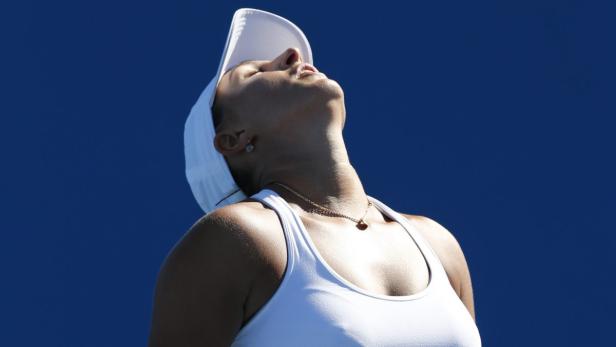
[149,8,481,347]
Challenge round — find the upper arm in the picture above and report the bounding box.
[405,214,477,322]
[148,211,260,347]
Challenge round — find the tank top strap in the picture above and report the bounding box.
[249,188,319,271]
[251,188,449,286]
[367,195,450,286]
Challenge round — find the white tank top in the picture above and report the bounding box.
[231,188,482,346]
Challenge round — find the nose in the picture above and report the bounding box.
[274,47,303,70]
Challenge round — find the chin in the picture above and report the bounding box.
[306,75,344,100]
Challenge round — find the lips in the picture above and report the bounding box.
[295,62,319,79]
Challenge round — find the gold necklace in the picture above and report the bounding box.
[270,181,373,230]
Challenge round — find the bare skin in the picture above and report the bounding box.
[148,47,477,346]
[219,201,477,326]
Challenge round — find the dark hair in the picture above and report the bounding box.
[212,96,240,132]
[211,101,257,196]
[212,102,225,131]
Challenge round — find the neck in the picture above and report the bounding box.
[263,161,367,210]
[254,129,370,218]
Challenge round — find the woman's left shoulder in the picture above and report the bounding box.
[399,213,477,320]
[400,214,463,261]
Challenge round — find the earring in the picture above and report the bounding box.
[245,141,254,153]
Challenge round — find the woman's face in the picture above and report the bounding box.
[212,47,343,135]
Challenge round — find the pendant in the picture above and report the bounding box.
[356,220,368,230]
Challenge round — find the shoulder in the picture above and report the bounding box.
[400,213,477,321]
[167,199,278,280]
[154,201,271,302]
[148,200,280,345]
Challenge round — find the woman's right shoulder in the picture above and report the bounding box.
[176,199,281,271]
[158,199,279,296]
[149,200,277,346]
[191,198,276,237]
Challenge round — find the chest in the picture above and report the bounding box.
[242,217,434,326]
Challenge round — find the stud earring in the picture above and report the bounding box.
[245,141,254,153]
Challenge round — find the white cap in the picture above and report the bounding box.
[184,8,314,214]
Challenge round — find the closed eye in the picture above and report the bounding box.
[247,63,267,76]
[247,69,262,77]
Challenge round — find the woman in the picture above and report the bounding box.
[149,8,481,347]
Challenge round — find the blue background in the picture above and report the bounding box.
[2,1,615,346]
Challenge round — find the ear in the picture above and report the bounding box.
[213,129,250,156]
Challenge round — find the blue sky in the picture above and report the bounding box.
[2,1,615,346]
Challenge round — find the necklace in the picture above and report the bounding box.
[270,181,373,230]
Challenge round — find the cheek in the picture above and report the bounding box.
[250,74,295,94]
[243,78,298,109]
